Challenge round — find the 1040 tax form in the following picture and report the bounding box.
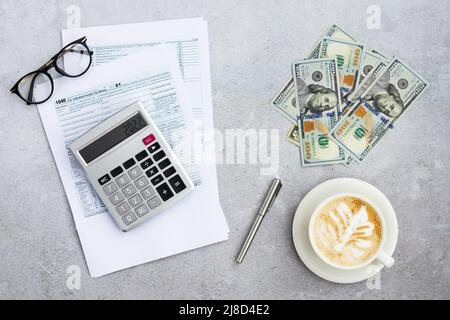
[36,39,228,277]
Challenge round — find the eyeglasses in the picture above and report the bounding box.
[10,36,93,105]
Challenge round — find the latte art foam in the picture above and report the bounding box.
[311,196,382,267]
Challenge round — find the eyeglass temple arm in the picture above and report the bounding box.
[26,72,41,105]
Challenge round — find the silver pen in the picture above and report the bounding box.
[236,178,282,263]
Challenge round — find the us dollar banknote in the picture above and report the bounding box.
[307,24,359,60]
[318,38,365,101]
[271,78,298,125]
[292,58,346,166]
[330,58,428,163]
[347,59,389,107]
[359,50,390,85]
[272,25,357,124]
[343,59,390,166]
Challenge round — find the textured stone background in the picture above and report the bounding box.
[0,0,449,299]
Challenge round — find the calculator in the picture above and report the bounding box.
[69,101,194,231]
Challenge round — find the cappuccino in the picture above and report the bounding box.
[311,196,382,268]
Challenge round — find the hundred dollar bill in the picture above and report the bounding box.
[286,125,300,146]
[292,58,346,166]
[307,24,359,60]
[271,78,298,124]
[347,60,389,107]
[271,25,357,124]
[330,58,428,163]
[318,38,365,100]
[359,50,390,84]
[343,59,390,166]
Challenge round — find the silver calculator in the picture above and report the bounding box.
[69,101,194,231]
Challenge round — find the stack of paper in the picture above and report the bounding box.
[36,18,228,277]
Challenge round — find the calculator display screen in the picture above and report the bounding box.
[79,113,148,164]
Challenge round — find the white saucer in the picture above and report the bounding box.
[292,178,398,284]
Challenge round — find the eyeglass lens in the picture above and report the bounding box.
[55,42,92,77]
[17,72,53,104]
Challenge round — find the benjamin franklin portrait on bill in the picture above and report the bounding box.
[365,71,404,118]
[295,79,338,116]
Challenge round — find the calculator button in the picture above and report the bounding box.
[142,133,156,145]
[135,203,150,217]
[151,174,164,186]
[128,194,143,208]
[123,158,136,169]
[110,166,124,178]
[98,174,111,185]
[153,150,166,161]
[140,158,154,170]
[134,176,149,190]
[136,150,148,161]
[116,202,131,216]
[156,183,174,201]
[148,196,162,209]
[128,166,143,180]
[158,158,171,170]
[122,184,137,198]
[116,174,130,188]
[148,142,161,153]
[145,166,159,178]
[163,167,176,178]
[103,182,118,196]
[169,175,187,194]
[141,186,156,200]
[110,192,125,206]
[122,212,137,225]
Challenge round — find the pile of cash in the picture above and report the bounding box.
[272,24,428,167]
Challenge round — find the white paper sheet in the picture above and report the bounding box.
[62,18,226,229]
[62,18,207,140]
[36,44,228,278]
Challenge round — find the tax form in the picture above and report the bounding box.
[50,66,199,218]
[62,18,210,144]
[61,18,222,220]
[36,44,228,278]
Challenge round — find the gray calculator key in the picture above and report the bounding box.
[116,202,131,216]
[141,186,156,200]
[128,194,143,208]
[122,212,137,225]
[148,195,162,209]
[103,182,118,196]
[134,176,149,190]
[128,166,143,180]
[116,174,130,188]
[110,191,125,206]
[122,184,137,198]
[135,203,150,217]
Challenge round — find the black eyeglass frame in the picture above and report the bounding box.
[10,36,93,105]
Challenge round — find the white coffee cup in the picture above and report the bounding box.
[308,192,394,270]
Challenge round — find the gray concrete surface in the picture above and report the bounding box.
[1,0,449,299]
